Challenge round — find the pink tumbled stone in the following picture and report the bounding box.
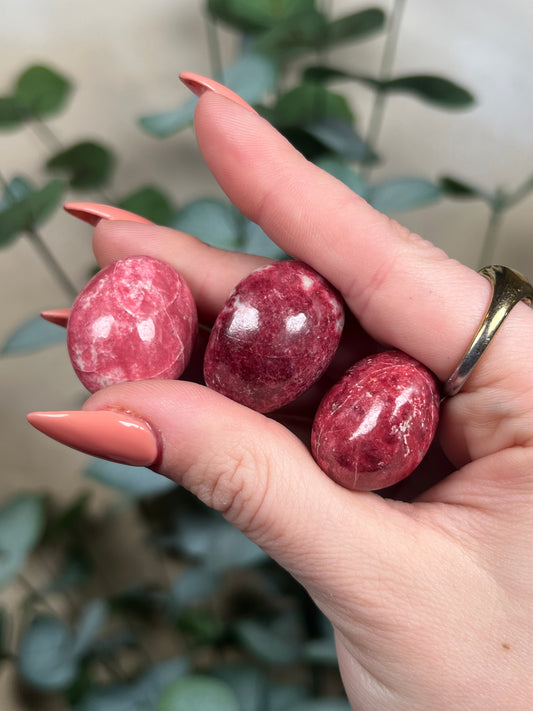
[204,261,345,413]
[67,255,197,392]
[311,350,440,491]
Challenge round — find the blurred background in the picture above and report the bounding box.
[0,1,532,708]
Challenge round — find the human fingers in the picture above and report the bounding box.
[192,90,533,462]
[90,217,271,324]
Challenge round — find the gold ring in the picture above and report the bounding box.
[444,265,533,397]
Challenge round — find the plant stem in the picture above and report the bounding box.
[205,13,224,81]
[26,227,79,300]
[478,205,504,268]
[29,119,64,154]
[364,0,407,163]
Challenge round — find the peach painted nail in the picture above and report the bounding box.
[27,410,159,466]
[41,308,70,327]
[64,202,154,227]
[179,72,258,114]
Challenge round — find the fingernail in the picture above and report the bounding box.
[41,308,70,327]
[179,71,258,114]
[63,202,154,227]
[27,410,159,466]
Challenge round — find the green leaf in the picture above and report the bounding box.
[171,199,239,249]
[207,0,316,32]
[140,54,278,138]
[1,314,66,355]
[253,8,328,59]
[72,599,108,657]
[0,96,28,129]
[46,141,114,189]
[234,618,301,665]
[303,637,338,665]
[324,8,386,46]
[0,176,34,208]
[84,458,176,498]
[305,118,378,163]
[135,657,191,702]
[18,615,77,690]
[118,186,174,225]
[241,219,286,259]
[313,156,368,196]
[268,682,310,710]
[0,494,45,588]
[439,175,486,199]
[0,179,65,247]
[384,75,475,108]
[272,83,353,127]
[211,664,269,711]
[14,64,72,119]
[157,675,239,711]
[41,548,92,595]
[368,177,442,213]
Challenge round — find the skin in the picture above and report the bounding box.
[86,93,533,710]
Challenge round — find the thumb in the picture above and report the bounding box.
[28,378,408,611]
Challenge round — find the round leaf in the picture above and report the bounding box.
[234,619,301,665]
[14,65,72,119]
[272,84,353,127]
[72,599,108,657]
[135,657,191,702]
[1,315,66,355]
[0,179,65,247]
[46,141,114,189]
[168,566,220,614]
[223,53,279,107]
[157,675,239,711]
[118,186,174,225]
[171,199,239,249]
[0,494,44,558]
[305,118,378,163]
[139,97,197,139]
[368,177,442,213]
[208,0,315,32]
[313,156,368,196]
[18,615,77,690]
[0,176,34,208]
[84,458,176,498]
[384,75,475,108]
[0,96,28,130]
[211,664,269,711]
[241,219,286,259]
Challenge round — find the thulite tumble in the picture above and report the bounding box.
[311,350,440,491]
[204,261,345,412]
[67,255,197,392]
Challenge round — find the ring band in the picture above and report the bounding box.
[444,265,533,397]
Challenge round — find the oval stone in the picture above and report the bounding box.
[311,350,440,491]
[204,261,345,413]
[67,255,197,392]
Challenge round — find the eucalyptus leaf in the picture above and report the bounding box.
[268,682,310,711]
[305,118,378,163]
[118,186,174,225]
[313,156,368,196]
[140,53,277,138]
[41,548,92,595]
[272,84,353,127]
[171,198,239,249]
[157,675,239,711]
[0,493,45,587]
[384,75,475,108]
[241,219,286,258]
[439,175,485,199]
[211,664,269,711]
[14,64,72,118]
[368,177,442,213]
[84,458,176,498]
[207,0,316,32]
[252,8,328,59]
[234,618,301,665]
[74,684,142,711]
[134,657,191,703]
[72,599,109,657]
[0,179,65,247]
[303,637,338,665]
[0,96,27,129]
[1,314,66,355]
[18,615,77,690]
[0,176,33,208]
[46,141,115,189]
[324,8,386,46]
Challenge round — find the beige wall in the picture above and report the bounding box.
[1,0,532,513]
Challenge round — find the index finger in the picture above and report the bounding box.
[194,92,533,386]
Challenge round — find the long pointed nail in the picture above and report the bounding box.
[179,72,258,114]
[64,202,154,227]
[27,410,159,466]
[41,308,71,327]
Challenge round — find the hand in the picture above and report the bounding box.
[30,89,533,710]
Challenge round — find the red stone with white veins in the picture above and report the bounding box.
[67,255,197,392]
[204,260,345,413]
[311,350,440,491]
